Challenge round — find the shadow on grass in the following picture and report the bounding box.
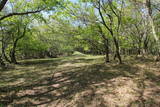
[128,70,160,106]
[112,64,139,75]
[21,58,64,67]
[134,56,155,63]
[20,57,95,67]
[0,57,97,89]
[0,62,140,106]
[145,72,160,86]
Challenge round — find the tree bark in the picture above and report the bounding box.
[10,40,18,64]
[104,39,109,63]
[2,45,11,63]
[113,36,122,64]
[97,25,110,63]
[0,9,44,21]
[2,39,11,63]
[146,0,160,61]
[10,25,27,64]
[0,0,8,12]
[0,55,6,69]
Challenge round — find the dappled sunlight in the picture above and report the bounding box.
[0,55,160,106]
[93,77,139,106]
[143,80,160,104]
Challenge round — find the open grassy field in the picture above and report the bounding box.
[0,55,160,107]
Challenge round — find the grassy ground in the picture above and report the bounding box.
[0,55,160,107]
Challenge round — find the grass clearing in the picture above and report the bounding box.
[0,55,160,107]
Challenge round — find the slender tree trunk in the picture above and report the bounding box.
[10,41,18,64]
[10,25,27,64]
[146,0,160,61]
[149,17,160,60]
[2,47,11,63]
[104,39,109,63]
[113,36,122,64]
[98,24,110,63]
[2,42,11,63]
[0,55,6,69]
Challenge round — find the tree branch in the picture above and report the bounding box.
[0,9,44,21]
[97,0,113,35]
[0,0,8,12]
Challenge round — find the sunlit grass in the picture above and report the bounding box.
[0,54,159,106]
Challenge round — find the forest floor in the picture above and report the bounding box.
[0,54,160,107]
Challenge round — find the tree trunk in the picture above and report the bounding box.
[97,24,110,63]
[9,25,26,64]
[10,49,17,64]
[2,48,11,63]
[104,39,109,63]
[10,41,18,64]
[113,36,122,64]
[146,0,160,61]
[2,42,11,63]
[0,55,6,69]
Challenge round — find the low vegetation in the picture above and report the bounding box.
[0,54,160,106]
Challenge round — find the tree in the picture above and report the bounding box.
[0,0,64,68]
[146,0,160,60]
[0,0,63,21]
[9,19,28,64]
[94,0,124,64]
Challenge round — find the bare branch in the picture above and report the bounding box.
[0,8,44,21]
[0,0,8,12]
